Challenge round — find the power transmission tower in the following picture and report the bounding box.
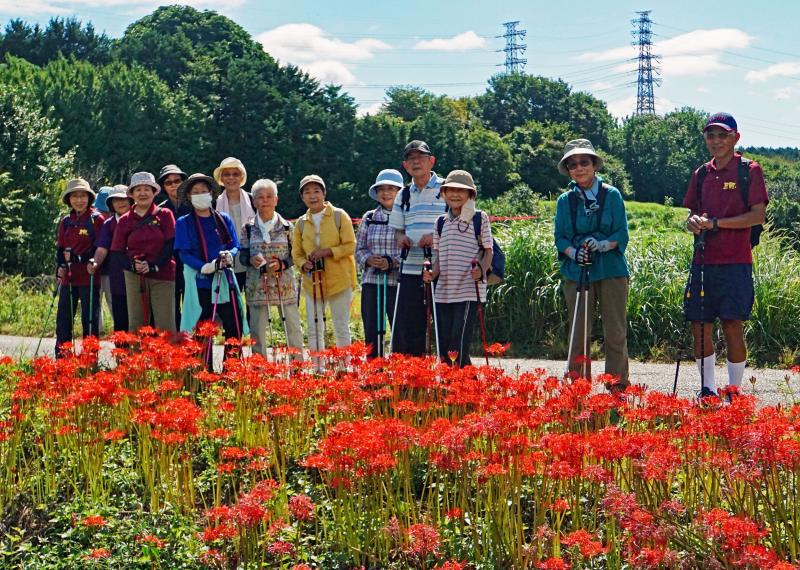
[631,10,661,115]
[496,21,527,74]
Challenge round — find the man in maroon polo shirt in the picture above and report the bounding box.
[683,112,768,398]
[111,172,177,333]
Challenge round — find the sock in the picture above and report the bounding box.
[696,353,716,392]
[727,360,746,387]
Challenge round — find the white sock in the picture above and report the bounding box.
[696,353,716,392]
[727,360,746,387]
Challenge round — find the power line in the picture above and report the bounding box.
[497,21,527,74]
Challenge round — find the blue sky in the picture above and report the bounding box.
[2,0,799,148]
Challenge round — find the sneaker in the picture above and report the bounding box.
[698,386,717,399]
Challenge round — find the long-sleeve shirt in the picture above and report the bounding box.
[174,211,240,289]
[355,206,401,286]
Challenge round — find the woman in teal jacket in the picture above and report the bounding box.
[554,139,630,392]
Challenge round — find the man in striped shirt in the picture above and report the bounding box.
[388,140,447,356]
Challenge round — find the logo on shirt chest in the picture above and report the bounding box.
[78,228,89,236]
[723,181,737,191]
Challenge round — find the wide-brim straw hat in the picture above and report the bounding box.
[557,139,604,177]
[178,173,220,205]
[61,178,96,206]
[440,169,477,198]
[213,157,247,187]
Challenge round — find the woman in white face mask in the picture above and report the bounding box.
[174,173,247,370]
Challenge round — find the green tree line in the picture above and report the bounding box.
[1,7,798,276]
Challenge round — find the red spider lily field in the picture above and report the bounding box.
[1,331,800,569]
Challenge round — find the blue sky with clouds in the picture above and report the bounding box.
[2,0,798,147]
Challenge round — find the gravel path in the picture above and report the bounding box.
[4,335,796,407]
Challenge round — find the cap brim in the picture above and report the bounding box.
[703,122,735,132]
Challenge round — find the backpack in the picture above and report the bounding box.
[245,216,292,248]
[62,210,103,241]
[567,182,609,240]
[436,211,506,285]
[364,211,388,226]
[297,209,342,235]
[399,184,442,212]
[694,156,763,248]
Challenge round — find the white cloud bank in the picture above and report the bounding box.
[413,31,486,52]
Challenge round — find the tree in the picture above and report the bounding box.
[504,121,577,196]
[620,108,707,203]
[0,17,112,66]
[478,73,615,148]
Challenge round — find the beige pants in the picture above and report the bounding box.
[124,271,176,334]
[564,277,629,385]
[248,302,304,359]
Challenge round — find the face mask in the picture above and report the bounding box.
[191,193,213,210]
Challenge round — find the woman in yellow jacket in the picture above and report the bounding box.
[292,175,357,363]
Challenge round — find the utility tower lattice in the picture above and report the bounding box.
[631,10,661,115]
[496,21,527,74]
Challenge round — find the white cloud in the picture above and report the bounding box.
[745,62,800,82]
[774,86,793,100]
[255,23,391,85]
[413,31,486,52]
[577,28,752,78]
[257,23,390,63]
[0,0,244,16]
[697,86,710,93]
[357,101,384,117]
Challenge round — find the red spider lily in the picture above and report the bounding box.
[406,523,440,559]
[485,342,510,356]
[80,515,107,528]
[136,534,166,548]
[84,548,110,559]
[701,508,768,551]
[288,494,315,522]
[538,557,570,570]
[561,528,606,558]
[267,540,294,557]
[444,507,463,520]
[435,562,467,570]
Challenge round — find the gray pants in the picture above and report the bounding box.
[124,271,176,334]
[564,276,629,385]
[248,302,304,359]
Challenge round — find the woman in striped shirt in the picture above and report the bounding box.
[356,169,403,359]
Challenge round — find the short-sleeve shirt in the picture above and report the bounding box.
[433,211,492,303]
[683,153,768,265]
[388,172,446,275]
[96,216,127,295]
[111,203,176,281]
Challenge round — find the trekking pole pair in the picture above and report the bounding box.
[565,243,592,379]
[375,267,388,358]
[471,260,490,366]
[389,248,409,355]
[309,258,327,356]
[260,256,288,360]
[675,230,708,397]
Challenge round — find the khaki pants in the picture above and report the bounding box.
[248,302,304,359]
[124,271,176,334]
[564,277,629,385]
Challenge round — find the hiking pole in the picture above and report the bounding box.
[422,254,441,360]
[35,272,62,357]
[206,270,223,369]
[472,261,490,366]
[260,270,275,359]
[698,230,707,397]
[315,259,328,354]
[389,248,409,354]
[272,257,288,350]
[582,261,591,380]
[423,247,433,356]
[88,268,95,338]
[565,244,592,378]
[224,267,243,340]
[377,270,387,357]
[310,267,321,354]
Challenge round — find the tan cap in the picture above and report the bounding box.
[299,174,326,194]
[440,169,477,198]
[61,178,95,205]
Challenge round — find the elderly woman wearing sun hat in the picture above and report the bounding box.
[553,138,630,392]
[54,178,105,357]
[110,171,177,334]
[213,157,254,291]
[356,169,403,359]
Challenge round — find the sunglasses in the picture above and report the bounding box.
[566,158,593,170]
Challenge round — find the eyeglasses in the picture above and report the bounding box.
[704,131,735,140]
[566,158,593,170]
[162,177,183,186]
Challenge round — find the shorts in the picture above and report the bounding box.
[683,263,754,323]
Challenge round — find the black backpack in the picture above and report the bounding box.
[436,211,506,285]
[567,183,609,241]
[694,156,763,248]
[399,184,441,212]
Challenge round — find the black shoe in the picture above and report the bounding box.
[698,387,717,399]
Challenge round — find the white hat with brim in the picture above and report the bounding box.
[213,157,247,187]
[557,139,603,177]
[440,169,477,198]
[368,169,405,201]
[127,172,161,195]
[61,178,96,206]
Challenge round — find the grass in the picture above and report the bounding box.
[2,200,798,366]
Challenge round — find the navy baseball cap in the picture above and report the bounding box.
[704,112,738,132]
[403,140,432,158]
